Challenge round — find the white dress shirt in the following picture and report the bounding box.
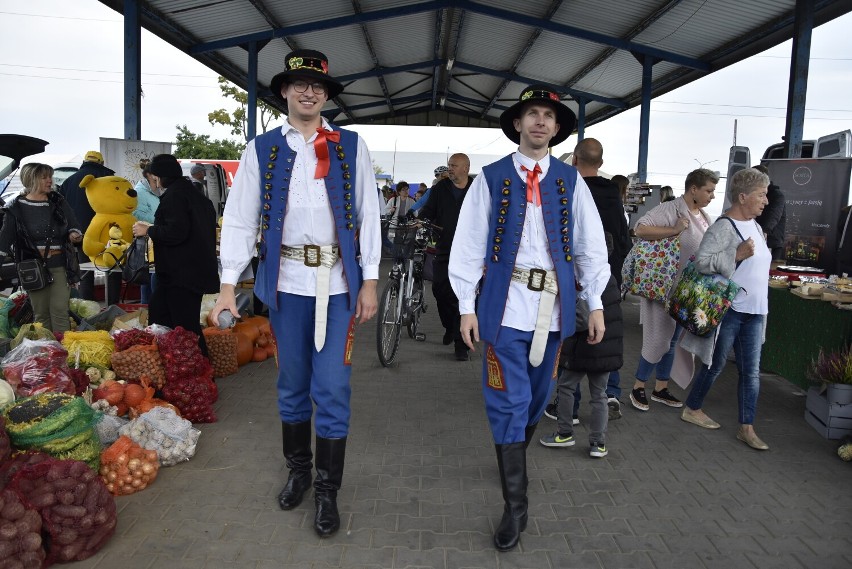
[449,152,610,332]
[219,118,382,295]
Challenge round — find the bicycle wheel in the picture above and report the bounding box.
[407,275,424,339]
[376,277,403,366]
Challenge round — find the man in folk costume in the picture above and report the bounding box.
[211,50,381,537]
[449,85,610,551]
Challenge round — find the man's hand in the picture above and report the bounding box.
[460,313,479,351]
[355,280,378,324]
[586,309,605,345]
[208,284,238,327]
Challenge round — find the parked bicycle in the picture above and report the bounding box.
[376,217,440,367]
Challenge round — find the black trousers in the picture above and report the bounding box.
[149,283,208,356]
[430,257,463,347]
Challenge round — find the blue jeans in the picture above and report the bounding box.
[685,310,764,425]
[635,326,681,383]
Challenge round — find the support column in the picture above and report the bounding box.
[637,55,653,183]
[783,0,813,159]
[124,0,141,140]
[576,97,586,142]
[246,41,258,142]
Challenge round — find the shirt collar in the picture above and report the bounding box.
[281,117,332,140]
[513,151,551,179]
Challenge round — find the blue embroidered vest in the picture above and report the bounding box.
[253,125,362,310]
[477,155,578,344]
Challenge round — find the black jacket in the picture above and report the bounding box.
[418,176,473,260]
[755,183,786,249]
[59,161,115,232]
[559,275,623,373]
[585,176,631,285]
[147,178,219,294]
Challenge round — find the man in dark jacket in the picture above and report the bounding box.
[418,153,473,360]
[59,150,120,302]
[753,164,786,260]
[572,138,629,419]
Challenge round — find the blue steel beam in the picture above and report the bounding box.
[430,10,445,110]
[124,0,141,140]
[784,0,813,159]
[576,97,586,142]
[246,41,258,142]
[481,0,563,118]
[190,0,708,71]
[637,55,653,183]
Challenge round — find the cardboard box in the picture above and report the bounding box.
[805,387,852,439]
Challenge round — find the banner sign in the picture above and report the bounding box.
[766,158,852,272]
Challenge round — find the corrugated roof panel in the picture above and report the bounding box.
[148,0,269,43]
[459,11,549,70]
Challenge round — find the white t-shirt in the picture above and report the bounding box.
[730,218,771,315]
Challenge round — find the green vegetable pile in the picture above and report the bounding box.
[1,393,102,470]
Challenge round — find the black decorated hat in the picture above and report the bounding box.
[499,84,577,147]
[270,49,344,101]
[148,154,183,178]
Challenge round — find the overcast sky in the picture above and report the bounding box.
[2,1,851,218]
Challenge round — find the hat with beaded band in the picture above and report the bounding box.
[270,49,344,101]
[499,84,577,147]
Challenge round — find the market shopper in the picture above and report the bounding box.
[449,85,609,551]
[131,154,219,356]
[209,49,381,538]
[419,153,474,360]
[680,168,772,450]
[132,161,161,304]
[0,163,83,332]
[630,169,717,412]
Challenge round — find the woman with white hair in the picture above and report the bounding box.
[680,168,772,450]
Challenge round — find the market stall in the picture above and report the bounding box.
[761,286,852,389]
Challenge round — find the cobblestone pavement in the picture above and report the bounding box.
[73,273,852,568]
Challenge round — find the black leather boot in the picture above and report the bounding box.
[493,442,528,552]
[277,421,313,510]
[314,436,346,537]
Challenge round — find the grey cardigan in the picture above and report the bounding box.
[679,217,766,365]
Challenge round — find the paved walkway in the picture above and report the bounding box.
[73,273,852,568]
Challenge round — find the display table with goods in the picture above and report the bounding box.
[761,286,852,389]
[0,302,275,567]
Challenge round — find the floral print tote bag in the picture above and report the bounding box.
[620,236,680,301]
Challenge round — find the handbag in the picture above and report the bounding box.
[665,217,745,337]
[620,236,680,301]
[17,257,53,291]
[121,236,151,286]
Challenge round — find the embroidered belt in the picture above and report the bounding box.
[281,244,339,351]
[511,267,558,367]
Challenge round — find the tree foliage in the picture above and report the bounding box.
[373,161,385,175]
[208,76,283,138]
[173,125,245,160]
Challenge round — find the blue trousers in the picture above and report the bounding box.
[269,292,355,438]
[482,327,561,444]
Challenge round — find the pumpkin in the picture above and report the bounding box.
[256,333,269,348]
[233,321,260,343]
[265,342,276,358]
[235,332,254,366]
[252,346,267,362]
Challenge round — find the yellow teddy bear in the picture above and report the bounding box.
[79,175,138,268]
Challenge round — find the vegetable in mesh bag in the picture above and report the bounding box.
[0,487,46,568]
[99,436,159,495]
[8,458,116,564]
[159,327,217,423]
[1,340,74,397]
[2,394,102,471]
[110,344,166,389]
[0,452,52,489]
[119,407,200,466]
[61,330,115,370]
[202,327,239,377]
[10,322,56,350]
[94,414,129,447]
[0,416,10,466]
[111,328,156,352]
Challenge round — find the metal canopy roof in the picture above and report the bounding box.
[99,0,851,131]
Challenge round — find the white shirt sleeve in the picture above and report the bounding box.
[572,175,611,311]
[219,140,261,286]
[449,174,491,315]
[354,135,382,281]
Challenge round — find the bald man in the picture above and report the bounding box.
[419,153,474,360]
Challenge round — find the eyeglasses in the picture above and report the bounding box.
[291,80,327,95]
